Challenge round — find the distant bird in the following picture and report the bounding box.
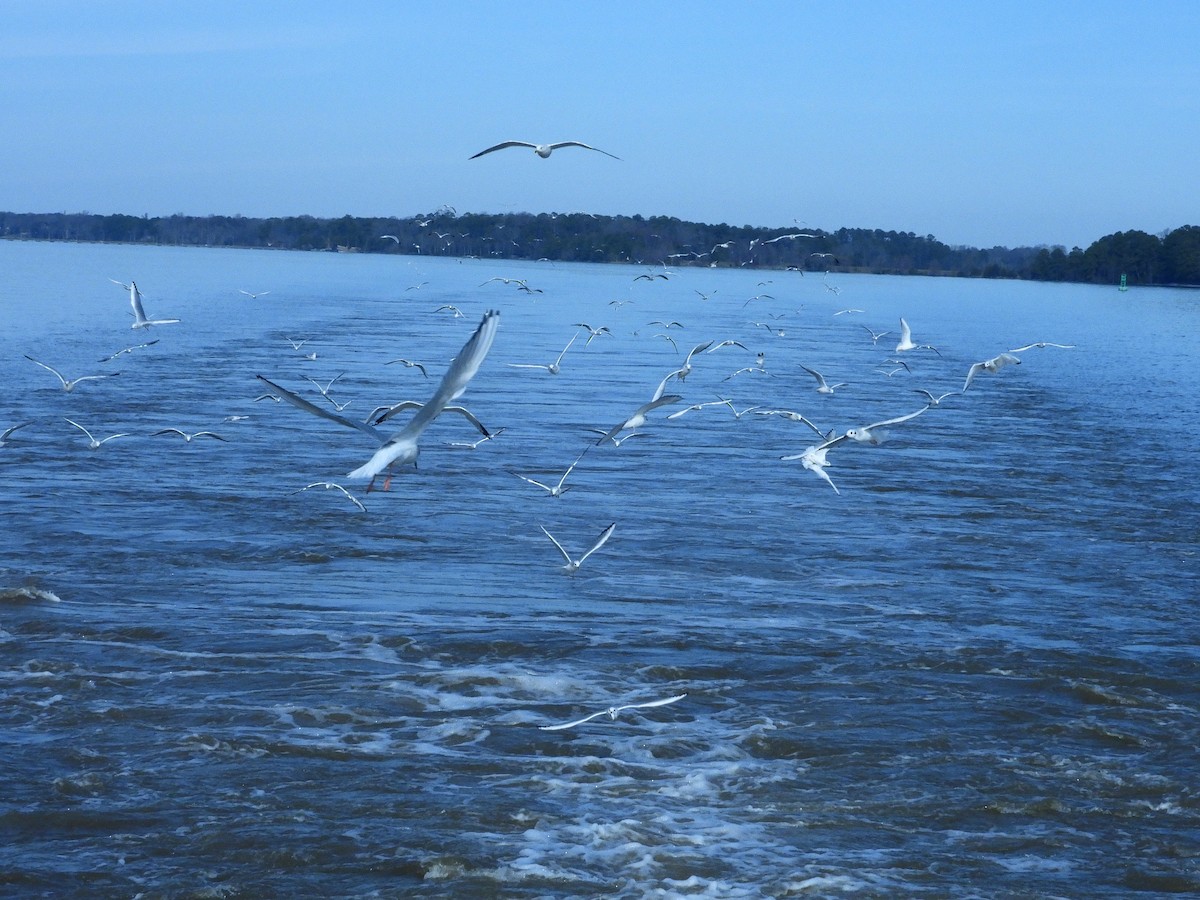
[405,282,429,292]
[833,308,864,316]
[586,429,647,447]
[152,428,229,443]
[64,418,129,450]
[508,332,578,375]
[290,482,367,513]
[380,234,401,244]
[470,140,620,160]
[962,353,1021,392]
[435,305,464,318]
[99,339,159,362]
[539,692,687,730]
[511,448,588,498]
[597,395,682,444]
[763,232,818,244]
[755,409,830,441]
[385,358,429,378]
[285,338,311,352]
[1008,341,1075,352]
[25,356,119,392]
[238,289,271,299]
[799,364,846,395]
[573,323,612,346]
[540,522,616,573]
[0,421,34,447]
[858,325,891,345]
[447,427,506,450]
[109,279,179,328]
[895,317,919,352]
[665,399,732,420]
[914,389,956,406]
[305,373,346,398]
[717,399,762,419]
[608,298,635,308]
[635,273,669,282]
[809,252,839,266]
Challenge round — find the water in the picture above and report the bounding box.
[2,241,1198,897]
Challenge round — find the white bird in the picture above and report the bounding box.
[586,429,647,447]
[238,289,271,299]
[539,522,616,573]
[914,389,956,406]
[843,406,929,445]
[780,436,846,494]
[25,356,119,392]
[573,323,612,346]
[894,318,940,355]
[858,325,891,345]
[447,427,506,449]
[99,339,159,362]
[0,421,34,447]
[833,308,865,316]
[755,409,830,440]
[290,482,367,513]
[1008,341,1075,352]
[511,448,588,498]
[436,305,464,318]
[706,339,749,353]
[64,418,129,450]
[507,332,577,375]
[380,234,400,244]
[470,140,620,160]
[305,372,346,397]
[385,358,429,378]
[799,364,846,395]
[345,309,500,488]
[110,279,180,328]
[152,428,229,443]
[673,341,714,381]
[666,399,733,420]
[715,398,762,419]
[597,395,682,444]
[285,338,311,352]
[539,693,687,731]
[962,353,1021,392]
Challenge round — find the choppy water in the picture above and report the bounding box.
[2,241,1198,897]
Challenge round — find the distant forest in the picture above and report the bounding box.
[3,209,1198,287]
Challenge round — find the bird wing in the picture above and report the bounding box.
[538,709,610,731]
[63,418,94,441]
[962,362,985,392]
[0,421,33,441]
[866,407,929,430]
[255,375,382,440]
[24,355,67,385]
[555,331,579,364]
[577,522,616,565]
[800,365,828,388]
[469,141,536,159]
[548,141,621,160]
[539,526,573,564]
[619,693,687,712]
[684,340,713,362]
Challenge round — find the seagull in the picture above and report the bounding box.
[673,341,714,380]
[538,693,687,731]
[799,364,846,395]
[895,318,940,355]
[780,435,846,494]
[539,522,616,573]
[962,353,1021,392]
[110,279,180,328]
[1008,342,1075,352]
[508,332,577,375]
[608,298,635,308]
[305,373,346,397]
[344,309,499,488]
[435,305,464,318]
[652,333,678,353]
[152,428,229,443]
[833,308,864,316]
[238,289,271,299]
[809,252,840,266]
[706,339,749,353]
[0,421,34,447]
[64,418,129,450]
[586,429,648,447]
[843,406,929,445]
[511,448,588,498]
[470,140,620,160]
[597,394,682,444]
[290,482,367,513]
[447,427,506,449]
[573,323,612,346]
[99,339,159,362]
[25,356,119,392]
[385,358,428,378]
[755,409,830,440]
[858,325,891,345]
[914,389,956,406]
[763,232,818,244]
[715,398,762,419]
[380,234,401,244]
[285,338,311,352]
[666,399,733,420]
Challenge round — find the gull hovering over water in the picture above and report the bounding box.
[152,428,229,443]
[538,692,687,731]
[507,332,577,375]
[539,522,616,573]
[385,358,429,378]
[914,388,956,406]
[597,394,682,444]
[64,418,129,450]
[447,427,506,449]
[99,339,159,362]
[780,436,845,494]
[843,406,929,445]
[895,318,940,355]
[470,140,620,160]
[25,356,119,392]
[1008,341,1075,352]
[238,289,271,299]
[962,352,1021,392]
[110,280,180,329]
[799,364,846,395]
[511,448,588,498]
[290,482,367,513]
[572,323,612,346]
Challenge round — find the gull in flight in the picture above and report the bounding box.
[152,428,229,443]
[290,482,367,513]
[380,234,400,244]
[436,305,464,318]
[572,323,612,346]
[448,427,506,449]
[914,388,956,406]
[962,353,1021,392]
[670,340,714,382]
[305,372,346,398]
[64,418,130,450]
[715,398,762,419]
[1,422,34,447]
[597,394,682,444]
[666,398,733,420]
[539,693,687,731]
[833,308,865,316]
[706,339,749,354]
[470,140,620,160]
[110,280,180,329]
[755,409,830,440]
[510,448,588,498]
[385,358,429,378]
[586,429,647,447]
[539,522,616,573]
[780,435,846,494]
[25,356,119,392]
[894,318,940,355]
[507,332,577,375]
[99,339,159,362]
[1008,341,1075,352]
[858,325,891,345]
[843,406,929,445]
[238,289,271,299]
[799,364,847,395]
[347,309,499,488]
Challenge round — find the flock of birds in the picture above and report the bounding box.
[6,140,1075,731]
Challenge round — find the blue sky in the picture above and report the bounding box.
[3,1,1197,249]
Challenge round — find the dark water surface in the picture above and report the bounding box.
[2,242,1198,897]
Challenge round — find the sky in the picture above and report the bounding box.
[2,1,1198,250]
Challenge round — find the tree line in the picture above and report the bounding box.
[2,209,1197,286]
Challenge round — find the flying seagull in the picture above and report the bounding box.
[238,289,271,299]
[64,418,130,450]
[290,482,367,513]
[962,353,1021,392]
[539,693,687,731]
[99,339,159,362]
[470,140,620,160]
[0,421,34,447]
[539,522,616,573]
[152,428,229,443]
[510,448,588,498]
[110,279,180,328]
[507,332,577,375]
[25,356,119,392]
[799,364,846,395]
